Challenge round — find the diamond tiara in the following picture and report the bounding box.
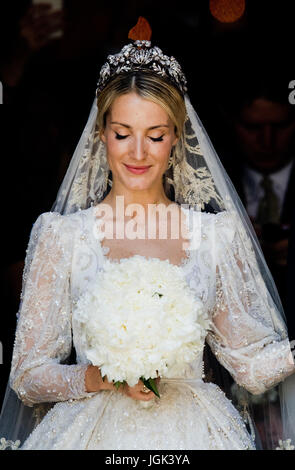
[96,40,188,96]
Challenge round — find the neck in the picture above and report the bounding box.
[103,188,173,212]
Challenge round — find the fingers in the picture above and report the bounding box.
[139,388,154,401]
[135,380,153,399]
[137,379,159,400]
[121,380,154,401]
[116,378,161,401]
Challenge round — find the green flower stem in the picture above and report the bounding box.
[140,376,160,398]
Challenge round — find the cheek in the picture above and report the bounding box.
[154,141,174,165]
[105,136,126,162]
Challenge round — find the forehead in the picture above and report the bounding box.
[108,92,171,126]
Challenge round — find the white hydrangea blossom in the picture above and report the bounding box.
[75,256,210,387]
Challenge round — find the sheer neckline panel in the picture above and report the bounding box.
[91,205,197,271]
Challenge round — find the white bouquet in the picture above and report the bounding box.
[75,256,210,397]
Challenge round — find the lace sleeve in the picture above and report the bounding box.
[206,212,295,395]
[9,212,92,407]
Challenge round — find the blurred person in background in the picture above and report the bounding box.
[223,90,295,307]
[207,32,295,448]
[213,40,295,337]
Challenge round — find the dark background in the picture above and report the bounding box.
[1,0,295,409]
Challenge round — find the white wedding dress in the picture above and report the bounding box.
[8,205,294,450]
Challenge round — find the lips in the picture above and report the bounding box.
[124,164,151,174]
[125,164,151,169]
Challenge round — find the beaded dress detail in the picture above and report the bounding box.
[5,206,294,450]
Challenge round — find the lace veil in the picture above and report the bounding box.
[0,21,294,450]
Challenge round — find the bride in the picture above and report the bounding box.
[1,18,295,450]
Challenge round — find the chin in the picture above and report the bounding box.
[115,167,163,192]
[125,181,153,191]
[121,174,156,191]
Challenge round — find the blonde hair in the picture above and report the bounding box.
[96,70,186,138]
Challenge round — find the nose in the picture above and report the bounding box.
[130,136,147,161]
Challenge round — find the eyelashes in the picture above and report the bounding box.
[115,132,164,142]
[115,132,128,140]
[150,135,164,142]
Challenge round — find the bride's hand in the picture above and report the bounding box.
[85,365,160,400]
[117,378,161,401]
[85,365,115,393]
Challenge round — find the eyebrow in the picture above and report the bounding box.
[111,121,169,130]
